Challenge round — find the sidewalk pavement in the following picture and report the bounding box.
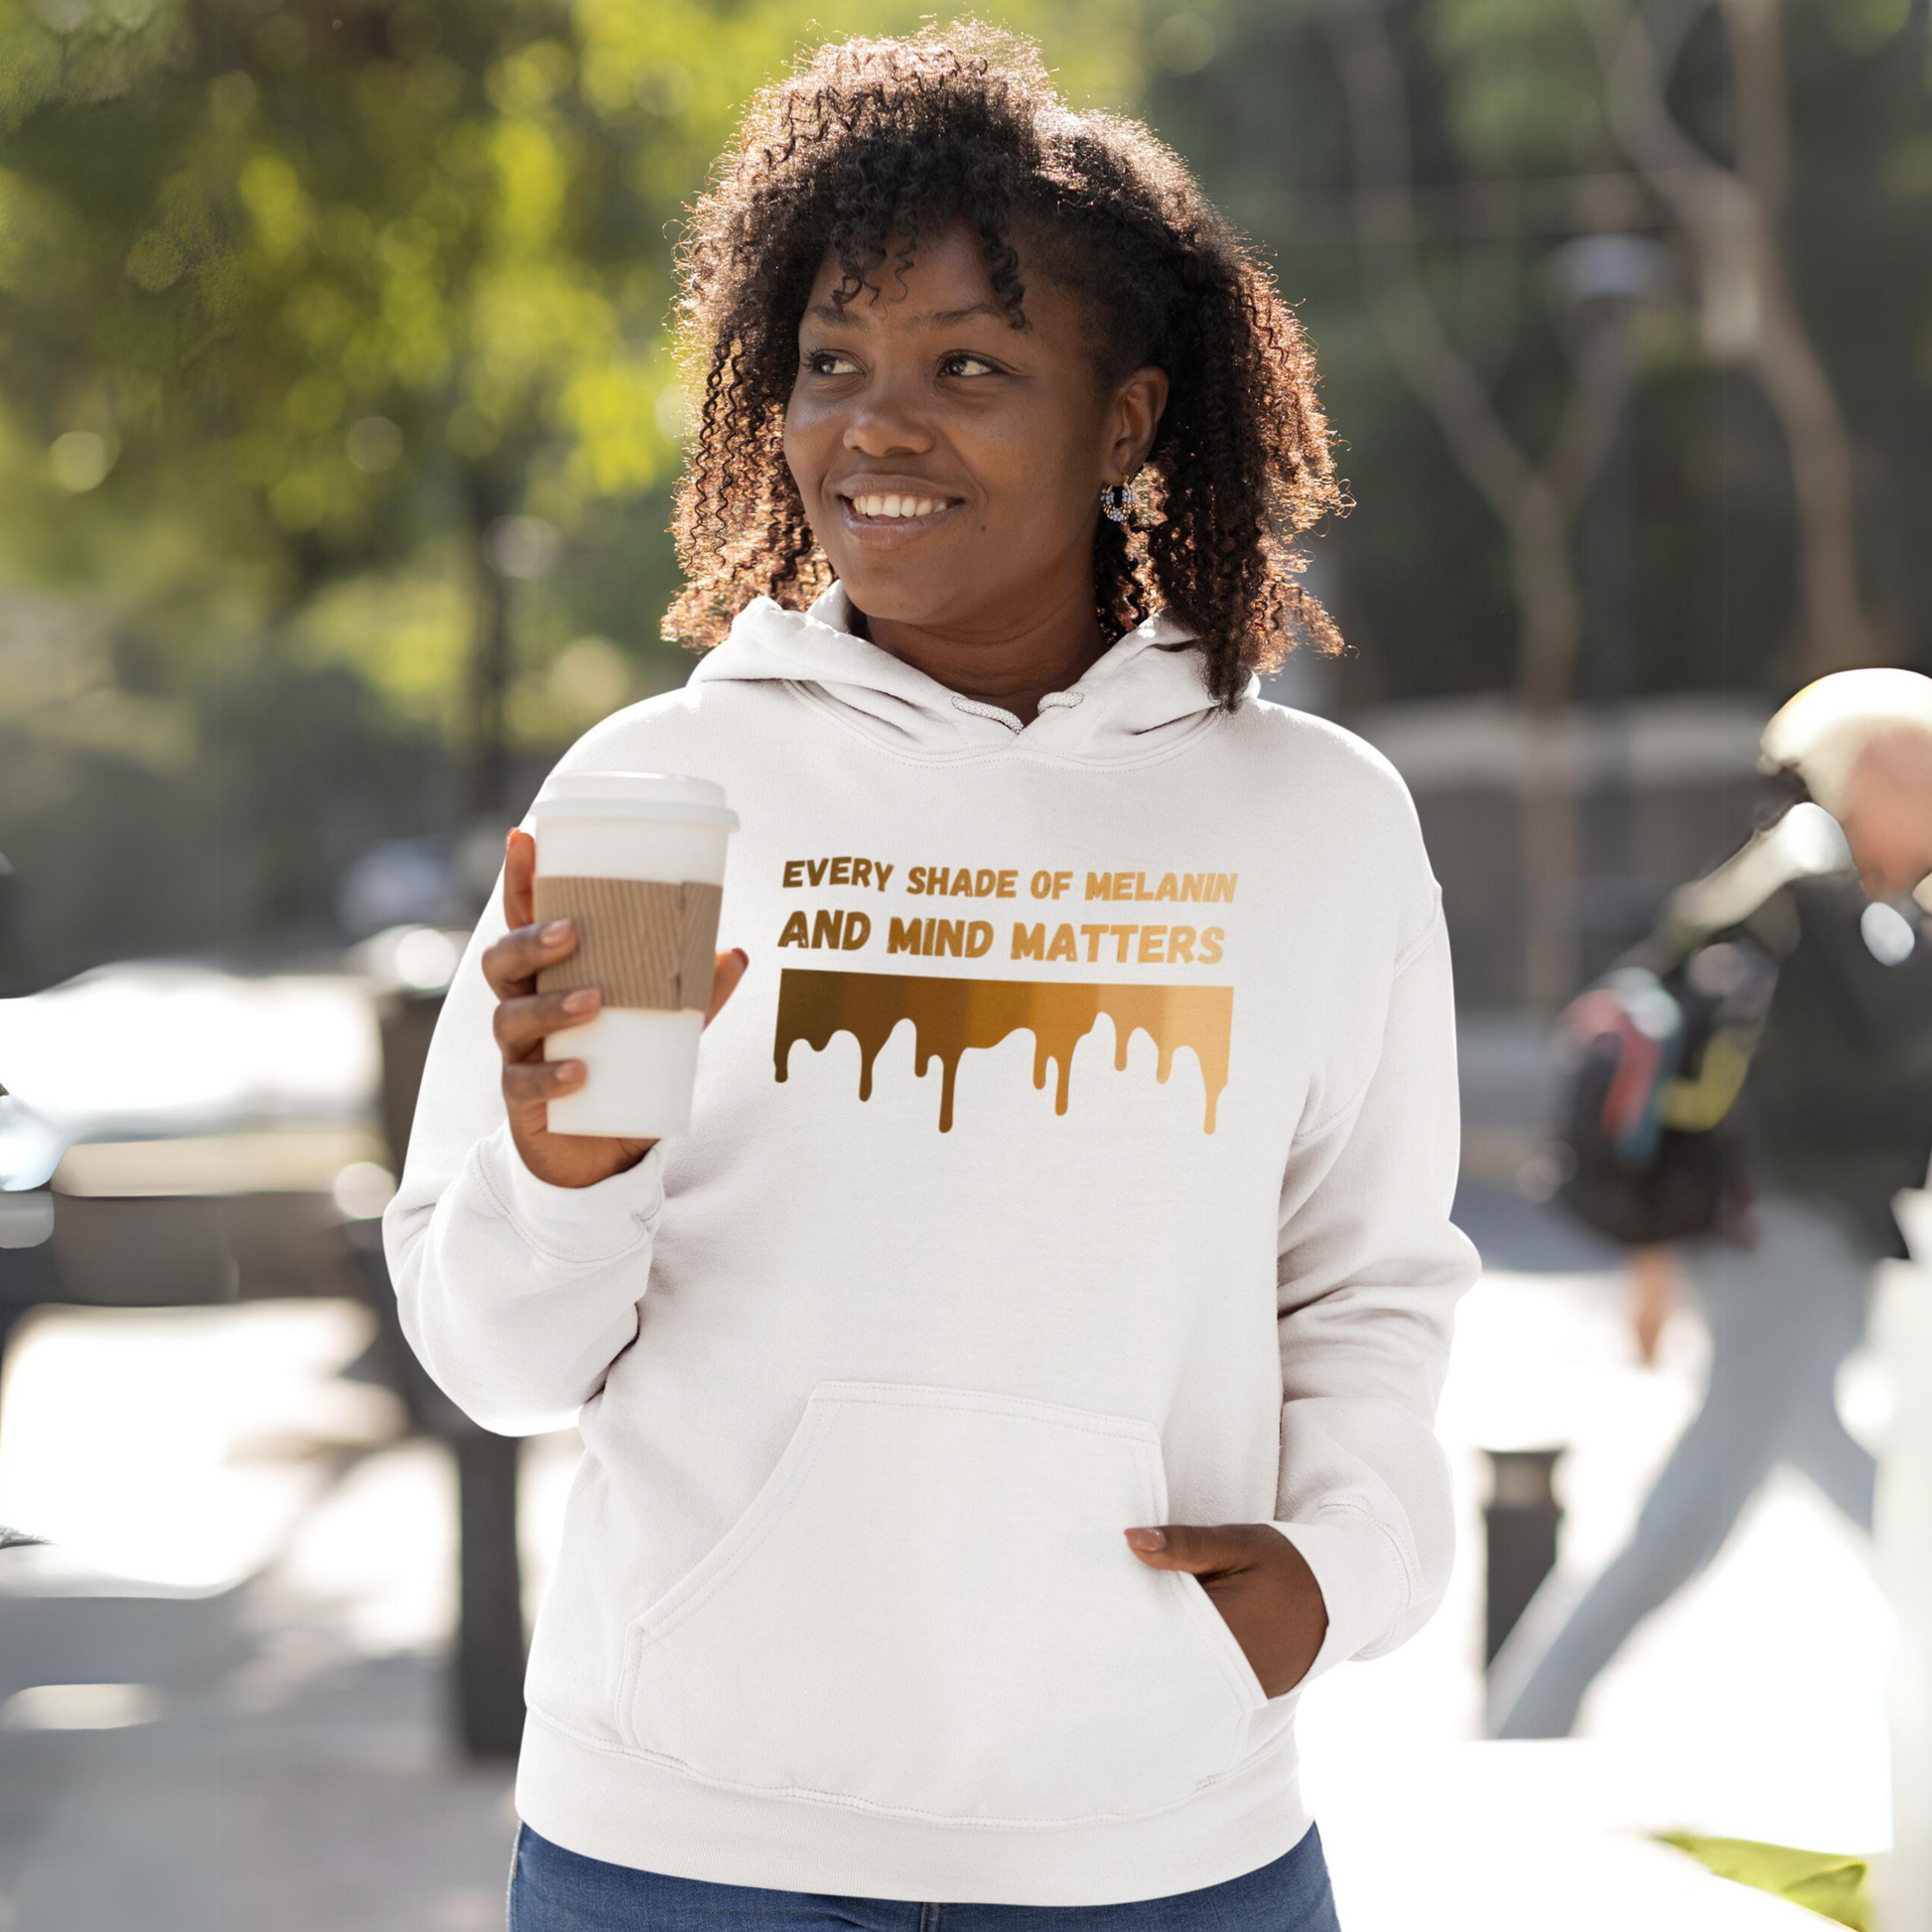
[0,1160,1892,1928]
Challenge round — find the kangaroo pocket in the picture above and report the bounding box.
[616,1380,1271,1823]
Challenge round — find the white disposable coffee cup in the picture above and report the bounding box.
[529,771,740,1140]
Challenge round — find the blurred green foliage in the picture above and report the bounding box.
[0,0,1927,988]
[1657,1830,1870,1929]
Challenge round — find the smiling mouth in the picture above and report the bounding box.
[836,489,962,526]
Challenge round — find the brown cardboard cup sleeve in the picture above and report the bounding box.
[532,875,725,1014]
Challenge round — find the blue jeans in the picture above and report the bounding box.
[505,1819,1342,1931]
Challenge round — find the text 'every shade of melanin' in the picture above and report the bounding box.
[781,858,1239,903]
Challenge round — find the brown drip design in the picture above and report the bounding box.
[533,875,723,1014]
[772,967,1232,1133]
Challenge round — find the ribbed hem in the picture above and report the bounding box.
[513,1707,1308,1906]
[1265,1509,1410,1689]
[477,1121,665,1264]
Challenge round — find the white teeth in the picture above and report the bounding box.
[849,493,946,519]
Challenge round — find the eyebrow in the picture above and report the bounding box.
[803,300,1009,328]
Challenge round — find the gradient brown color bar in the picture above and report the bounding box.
[772,967,1233,1133]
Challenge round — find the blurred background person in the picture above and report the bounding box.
[1752,666,1932,1932]
[1488,775,1932,1736]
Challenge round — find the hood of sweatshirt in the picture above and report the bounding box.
[684,579,1255,763]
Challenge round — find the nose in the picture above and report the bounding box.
[841,379,933,459]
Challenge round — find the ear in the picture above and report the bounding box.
[1104,364,1170,484]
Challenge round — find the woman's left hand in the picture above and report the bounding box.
[1122,1522,1327,1700]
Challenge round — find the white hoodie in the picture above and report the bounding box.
[382,581,1480,1905]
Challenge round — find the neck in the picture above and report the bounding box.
[853,575,1108,729]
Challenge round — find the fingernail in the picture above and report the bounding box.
[562,987,599,1013]
[542,918,571,941]
[1126,1528,1166,1552]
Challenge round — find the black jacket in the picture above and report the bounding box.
[1725,873,1932,1258]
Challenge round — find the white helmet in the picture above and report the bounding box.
[1759,667,1932,818]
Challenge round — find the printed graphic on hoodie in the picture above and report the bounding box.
[773,968,1233,1133]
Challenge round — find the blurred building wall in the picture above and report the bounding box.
[1354,696,1772,1009]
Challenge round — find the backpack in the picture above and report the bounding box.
[1545,935,1777,1248]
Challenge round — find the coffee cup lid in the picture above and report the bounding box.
[532,770,740,830]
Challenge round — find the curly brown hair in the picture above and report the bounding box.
[663,20,1349,710]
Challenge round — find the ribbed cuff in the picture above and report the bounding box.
[476,1120,666,1265]
[1265,1508,1410,1690]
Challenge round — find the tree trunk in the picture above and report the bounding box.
[1512,488,1586,1011]
[1331,15,1628,1011]
[463,465,515,829]
[1594,0,1881,686]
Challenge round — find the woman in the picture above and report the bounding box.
[383,23,1478,1928]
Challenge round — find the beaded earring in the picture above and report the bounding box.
[1100,477,1137,524]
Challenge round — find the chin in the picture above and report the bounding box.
[828,561,960,627]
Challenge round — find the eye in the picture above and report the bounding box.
[802,348,860,376]
[939,351,1000,377]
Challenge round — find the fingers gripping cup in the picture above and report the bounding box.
[529,772,740,1140]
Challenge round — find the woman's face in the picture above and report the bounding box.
[782,219,1167,634]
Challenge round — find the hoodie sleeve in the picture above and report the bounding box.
[1264,887,1481,1688]
[379,838,669,1438]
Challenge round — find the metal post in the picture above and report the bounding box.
[371,981,528,1759]
[1482,1446,1566,1669]
[454,1431,526,1757]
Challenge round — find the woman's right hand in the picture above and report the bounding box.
[483,827,749,1189]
